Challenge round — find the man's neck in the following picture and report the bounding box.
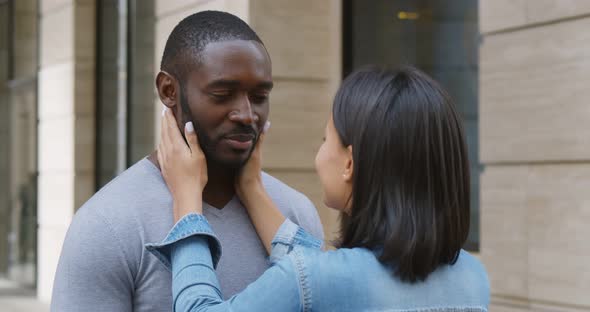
[148,151,236,209]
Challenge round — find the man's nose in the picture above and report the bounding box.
[229,96,259,126]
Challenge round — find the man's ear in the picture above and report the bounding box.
[156,71,179,109]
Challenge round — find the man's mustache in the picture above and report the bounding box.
[222,125,258,139]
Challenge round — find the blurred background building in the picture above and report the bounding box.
[0,0,588,311]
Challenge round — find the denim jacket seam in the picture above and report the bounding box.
[149,214,215,244]
[272,219,323,250]
[272,219,299,245]
[169,214,215,239]
[146,233,222,270]
[294,227,322,249]
[144,214,222,269]
[291,248,312,312]
[145,247,173,271]
[270,220,303,264]
[380,305,488,312]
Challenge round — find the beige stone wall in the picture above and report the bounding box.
[153,0,342,242]
[250,0,342,243]
[37,0,96,302]
[480,1,590,311]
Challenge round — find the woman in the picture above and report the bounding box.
[147,66,490,311]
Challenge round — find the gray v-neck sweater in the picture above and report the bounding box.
[51,158,324,312]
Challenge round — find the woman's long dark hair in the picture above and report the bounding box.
[335,66,470,282]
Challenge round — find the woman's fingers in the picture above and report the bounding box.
[184,121,208,188]
[257,132,266,148]
[157,142,162,164]
[253,120,270,158]
[164,107,186,148]
[253,133,265,161]
[160,107,169,151]
[157,142,165,173]
[263,120,271,134]
[184,121,200,154]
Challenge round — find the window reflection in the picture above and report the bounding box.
[344,0,480,250]
[0,0,39,286]
[96,0,155,189]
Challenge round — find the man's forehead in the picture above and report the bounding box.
[194,40,272,81]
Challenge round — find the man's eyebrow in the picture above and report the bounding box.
[205,79,274,90]
[257,81,274,90]
[205,79,241,89]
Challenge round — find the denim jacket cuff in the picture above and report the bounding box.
[145,213,222,270]
[270,218,322,263]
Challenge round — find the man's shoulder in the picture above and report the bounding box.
[260,172,314,208]
[83,159,166,207]
[73,159,172,238]
[260,172,324,238]
[54,159,172,301]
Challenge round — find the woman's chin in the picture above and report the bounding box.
[322,198,344,212]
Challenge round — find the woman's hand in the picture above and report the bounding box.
[235,130,266,205]
[235,122,285,254]
[158,108,208,222]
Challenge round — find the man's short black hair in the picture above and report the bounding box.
[160,10,264,82]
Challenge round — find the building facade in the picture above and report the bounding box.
[0,1,588,311]
[479,1,590,311]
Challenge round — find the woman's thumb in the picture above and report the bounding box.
[184,121,199,152]
[257,120,270,146]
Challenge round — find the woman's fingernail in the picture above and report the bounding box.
[263,121,271,133]
[185,121,194,133]
[161,106,167,116]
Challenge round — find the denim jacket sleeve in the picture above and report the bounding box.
[145,214,323,312]
[269,217,323,264]
[145,214,222,270]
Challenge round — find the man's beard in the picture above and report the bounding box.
[179,87,258,169]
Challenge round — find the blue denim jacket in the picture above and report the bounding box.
[146,214,489,312]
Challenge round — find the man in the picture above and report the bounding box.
[51,11,323,311]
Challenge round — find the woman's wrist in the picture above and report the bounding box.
[240,182,267,207]
[241,185,286,254]
[173,193,203,217]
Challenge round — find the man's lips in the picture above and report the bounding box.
[223,133,255,150]
[225,133,255,142]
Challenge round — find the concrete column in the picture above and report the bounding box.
[37,0,96,302]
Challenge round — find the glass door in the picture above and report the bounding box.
[0,0,39,287]
[343,0,481,250]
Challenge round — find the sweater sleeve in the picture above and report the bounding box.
[51,208,135,311]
